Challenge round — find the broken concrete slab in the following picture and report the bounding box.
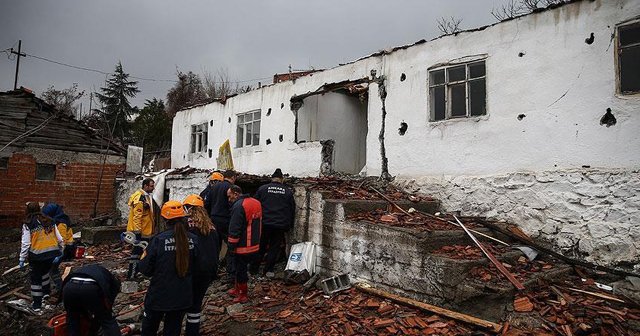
[81,225,126,245]
[120,281,139,294]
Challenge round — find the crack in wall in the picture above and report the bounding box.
[376,75,391,181]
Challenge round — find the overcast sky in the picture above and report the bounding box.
[0,0,511,113]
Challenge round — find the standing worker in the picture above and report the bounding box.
[200,171,224,215]
[250,168,296,278]
[18,202,64,314]
[182,194,219,336]
[139,200,201,336]
[42,202,75,291]
[62,264,121,336]
[206,170,236,280]
[126,178,156,279]
[227,185,262,303]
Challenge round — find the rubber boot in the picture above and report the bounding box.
[233,283,248,303]
[227,282,239,297]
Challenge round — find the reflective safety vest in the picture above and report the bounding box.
[228,196,262,255]
[127,189,154,238]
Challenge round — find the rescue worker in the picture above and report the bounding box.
[250,168,296,278]
[62,264,121,336]
[227,185,262,303]
[200,171,224,215]
[42,202,75,291]
[206,170,236,280]
[182,194,219,336]
[18,202,64,313]
[126,178,156,279]
[139,200,201,336]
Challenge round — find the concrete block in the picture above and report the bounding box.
[81,225,126,245]
[320,273,351,295]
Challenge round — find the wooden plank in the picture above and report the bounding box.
[0,286,25,300]
[369,187,411,215]
[354,282,502,332]
[564,287,626,303]
[417,210,510,246]
[453,215,525,290]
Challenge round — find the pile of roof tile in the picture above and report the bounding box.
[432,244,510,260]
[347,209,479,231]
[469,256,556,285]
[302,176,432,202]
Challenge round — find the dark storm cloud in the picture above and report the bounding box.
[0,0,510,109]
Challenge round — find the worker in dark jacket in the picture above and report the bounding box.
[182,194,219,336]
[206,170,236,280]
[250,168,296,278]
[139,201,201,336]
[62,264,121,336]
[227,185,262,303]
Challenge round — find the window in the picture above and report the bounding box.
[0,157,7,169]
[429,60,486,121]
[190,123,208,153]
[236,110,261,148]
[36,164,56,181]
[618,22,640,94]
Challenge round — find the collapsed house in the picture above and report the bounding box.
[168,0,640,268]
[0,88,125,227]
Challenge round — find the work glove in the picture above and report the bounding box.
[18,261,25,269]
[53,256,61,264]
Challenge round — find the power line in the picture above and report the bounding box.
[3,45,273,85]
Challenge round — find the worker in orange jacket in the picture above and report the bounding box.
[226,185,262,303]
[126,178,156,279]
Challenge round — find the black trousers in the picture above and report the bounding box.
[141,308,185,336]
[186,274,213,336]
[63,280,120,336]
[235,253,255,284]
[251,226,286,274]
[127,235,149,278]
[213,218,235,279]
[29,258,54,309]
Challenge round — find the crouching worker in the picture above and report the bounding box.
[19,202,64,314]
[62,264,121,336]
[227,185,262,303]
[183,194,219,336]
[139,201,201,336]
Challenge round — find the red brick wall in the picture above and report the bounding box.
[0,152,124,227]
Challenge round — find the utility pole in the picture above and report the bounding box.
[10,40,26,90]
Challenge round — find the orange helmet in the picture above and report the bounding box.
[183,194,204,208]
[161,200,186,219]
[210,172,224,181]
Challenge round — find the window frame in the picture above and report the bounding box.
[616,19,640,95]
[428,60,487,122]
[35,163,56,181]
[0,157,8,170]
[236,110,261,148]
[190,122,208,154]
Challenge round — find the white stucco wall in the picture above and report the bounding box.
[170,0,640,265]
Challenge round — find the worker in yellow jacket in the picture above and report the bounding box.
[126,178,156,279]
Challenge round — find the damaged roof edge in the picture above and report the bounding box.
[176,0,588,115]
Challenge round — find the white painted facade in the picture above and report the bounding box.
[171,0,640,267]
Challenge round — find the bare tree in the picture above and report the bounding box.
[41,83,85,118]
[492,0,565,21]
[203,68,235,99]
[437,16,463,35]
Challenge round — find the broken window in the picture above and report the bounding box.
[618,21,640,94]
[429,60,486,121]
[236,110,261,148]
[36,163,56,181]
[190,123,208,153]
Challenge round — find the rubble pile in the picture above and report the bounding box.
[200,282,486,336]
[432,244,510,260]
[302,176,433,202]
[509,278,640,335]
[468,257,556,285]
[347,209,478,231]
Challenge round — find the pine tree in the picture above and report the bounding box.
[95,62,140,141]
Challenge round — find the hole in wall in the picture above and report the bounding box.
[582,165,591,168]
[228,117,231,123]
[400,73,406,82]
[398,121,408,135]
[210,120,213,126]
[266,139,272,145]
[518,52,525,57]
[585,32,595,45]
[267,108,271,116]
[279,134,284,142]
[517,114,526,120]
[280,103,284,109]
[208,149,212,158]
[600,108,616,127]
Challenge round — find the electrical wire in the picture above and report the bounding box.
[0,114,57,153]
[4,49,273,85]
